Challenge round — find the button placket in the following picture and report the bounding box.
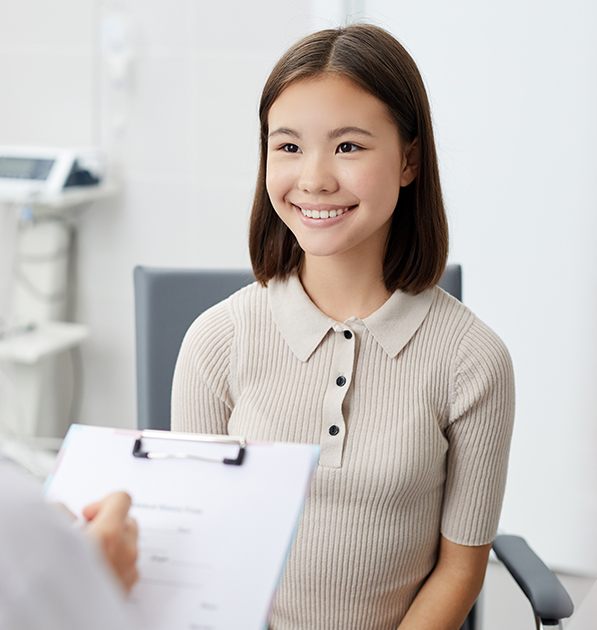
[319,326,356,468]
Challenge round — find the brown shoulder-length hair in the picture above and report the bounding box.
[249,23,448,294]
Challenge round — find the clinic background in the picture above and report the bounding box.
[0,0,595,622]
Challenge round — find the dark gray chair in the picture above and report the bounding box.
[133,264,573,629]
[134,267,254,433]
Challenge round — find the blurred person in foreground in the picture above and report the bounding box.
[0,457,138,630]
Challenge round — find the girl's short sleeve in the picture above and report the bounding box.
[441,317,515,546]
[171,299,234,435]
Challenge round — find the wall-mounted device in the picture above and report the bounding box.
[0,146,109,209]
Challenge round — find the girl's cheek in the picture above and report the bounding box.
[267,167,293,200]
[265,166,278,198]
[266,182,287,215]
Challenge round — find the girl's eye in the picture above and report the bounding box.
[282,143,300,153]
[337,142,360,154]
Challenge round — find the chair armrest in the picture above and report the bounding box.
[492,534,574,624]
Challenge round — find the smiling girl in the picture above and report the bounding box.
[172,24,515,630]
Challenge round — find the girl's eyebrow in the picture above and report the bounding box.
[268,126,375,139]
[329,126,375,139]
[268,127,300,139]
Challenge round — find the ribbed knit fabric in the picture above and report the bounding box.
[171,275,515,630]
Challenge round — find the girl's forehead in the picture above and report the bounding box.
[268,74,395,131]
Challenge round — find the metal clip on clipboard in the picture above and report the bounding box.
[132,430,246,466]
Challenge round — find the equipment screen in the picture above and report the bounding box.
[0,157,55,181]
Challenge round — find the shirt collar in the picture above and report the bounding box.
[268,274,435,362]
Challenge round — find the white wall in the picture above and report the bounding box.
[361,0,597,576]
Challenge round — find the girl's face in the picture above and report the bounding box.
[266,73,417,263]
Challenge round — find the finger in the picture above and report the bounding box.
[89,492,132,528]
[122,523,139,566]
[82,500,102,521]
[122,565,140,592]
[125,516,139,540]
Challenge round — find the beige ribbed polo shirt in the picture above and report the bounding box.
[171,274,515,630]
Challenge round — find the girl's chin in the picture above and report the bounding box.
[296,241,352,259]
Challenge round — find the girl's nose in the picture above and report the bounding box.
[297,154,338,194]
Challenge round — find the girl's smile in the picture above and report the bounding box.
[291,202,359,226]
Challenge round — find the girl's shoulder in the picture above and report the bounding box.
[182,280,266,347]
[428,285,495,336]
[428,285,513,378]
[175,281,262,376]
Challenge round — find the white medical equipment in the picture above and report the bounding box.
[0,146,114,439]
[0,146,107,207]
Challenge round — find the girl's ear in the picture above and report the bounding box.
[400,138,420,187]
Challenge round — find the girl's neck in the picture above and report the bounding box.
[299,253,391,322]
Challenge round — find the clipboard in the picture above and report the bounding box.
[132,430,247,465]
[45,424,319,630]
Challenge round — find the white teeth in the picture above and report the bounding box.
[298,205,353,219]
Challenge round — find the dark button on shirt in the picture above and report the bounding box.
[328,425,340,436]
[343,330,353,339]
[336,376,347,387]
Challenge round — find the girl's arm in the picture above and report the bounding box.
[401,316,514,629]
[170,303,234,435]
[398,535,491,630]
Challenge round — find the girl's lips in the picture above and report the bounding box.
[292,203,358,227]
[292,203,357,212]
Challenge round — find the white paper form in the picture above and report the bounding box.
[45,425,319,630]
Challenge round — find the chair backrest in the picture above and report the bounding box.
[134,264,462,431]
[134,267,254,431]
[439,263,462,301]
